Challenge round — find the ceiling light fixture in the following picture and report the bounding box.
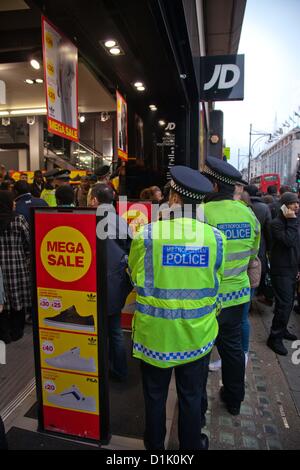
[137,86,145,91]
[159,120,166,126]
[109,47,121,55]
[0,111,9,116]
[10,108,47,115]
[25,79,34,85]
[104,40,116,48]
[30,59,40,70]
[134,82,143,88]
[79,115,86,123]
[35,78,43,84]
[149,105,157,111]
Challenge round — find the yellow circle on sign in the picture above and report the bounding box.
[47,60,54,76]
[40,226,92,282]
[46,32,53,48]
[48,86,55,103]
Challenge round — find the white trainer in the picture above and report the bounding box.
[45,347,96,373]
[47,385,96,412]
[209,359,222,372]
[245,352,249,367]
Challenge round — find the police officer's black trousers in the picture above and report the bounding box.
[216,304,245,406]
[270,275,296,339]
[140,353,210,450]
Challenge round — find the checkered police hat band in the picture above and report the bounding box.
[170,180,205,201]
[203,165,237,186]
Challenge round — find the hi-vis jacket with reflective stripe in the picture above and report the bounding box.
[128,217,226,368]
[203,200,260,308]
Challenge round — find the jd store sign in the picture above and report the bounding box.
[200,54,244,101]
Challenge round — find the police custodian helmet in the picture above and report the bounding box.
[170,165,213,201]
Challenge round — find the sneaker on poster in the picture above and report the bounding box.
[47,385,96,412]
[44,305,95,332]
[45,347,96,372]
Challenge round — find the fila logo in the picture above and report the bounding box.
[204,64,240,91]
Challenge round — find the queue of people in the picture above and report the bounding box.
[0,158,299,451]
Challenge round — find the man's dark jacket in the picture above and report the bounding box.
[97,204,132,315]
[270,210,300,277]
[250,196,271,270]
[15,193,48,223]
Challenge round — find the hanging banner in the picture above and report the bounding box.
[116,200,153,329]
[32,208,109,443]
[42,16,79,142]
[116,91,128,161]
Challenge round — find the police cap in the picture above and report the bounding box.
[55,169,71,180]
[44,169,60,180]
[202,156,243,186]
[170,166,213,201]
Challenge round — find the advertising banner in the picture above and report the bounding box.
[9,170,34,184]
[116,200,152,329]
[116,91,128,161]
[32,209,109,443]
[42,16,79,142]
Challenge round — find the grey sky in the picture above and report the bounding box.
[216,0,300,171]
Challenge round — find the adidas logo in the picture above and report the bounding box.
[87,293,96,302]
[88,337,97,345]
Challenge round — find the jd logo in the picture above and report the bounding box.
[0,340,6,364]
[204,64,240,91]
[165,122,176,131]
[200,54,244,101]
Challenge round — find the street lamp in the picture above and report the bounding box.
[247,123,272,183]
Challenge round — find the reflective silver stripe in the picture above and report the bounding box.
[226,249,257,261]
[136,302,216,320]
[223,264,248,277]
[255,217,260,235]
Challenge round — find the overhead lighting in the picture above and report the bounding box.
[149,105,157,111]
[35,78,43,84]
[79,115,86,123]
[137,86,145,91]
[109,47,121,55]
[104,40,116,48]
[159,120,166,126]
[10,108,47,115]
[30,59,40,70]
[134,82,143,88]
[0,111,9,116]
[55,151,64,155]
[25,79,34,85]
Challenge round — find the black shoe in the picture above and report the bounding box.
[44,305,95,332]
[199,433,209,450]
[220,387,241,416]
[267,337,288,356]
[283,330,297,341]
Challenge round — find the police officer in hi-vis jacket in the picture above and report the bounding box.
[202,157,260,416]
[129,166,226,450]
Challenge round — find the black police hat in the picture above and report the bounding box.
[170,166,213,201]
[202,156,243,186]
[44,169,60,180]
[54,169,71,180]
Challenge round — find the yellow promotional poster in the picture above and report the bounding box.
[39,329,98,376]
[42,369,99,415]
[10,171,34,184]
[38,287,97,335]
[123,209,149,236]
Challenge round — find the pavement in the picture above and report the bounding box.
[1,300,300,450]
[168,299,300,450]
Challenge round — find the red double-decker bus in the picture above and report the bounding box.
[250,173,280,194]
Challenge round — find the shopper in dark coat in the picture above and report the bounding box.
[14,180,48,223]
[267,192,300,355]
[91,184,132,380]
[0,191,31,343]
[244,185,272,297]
[30,170,45,198]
